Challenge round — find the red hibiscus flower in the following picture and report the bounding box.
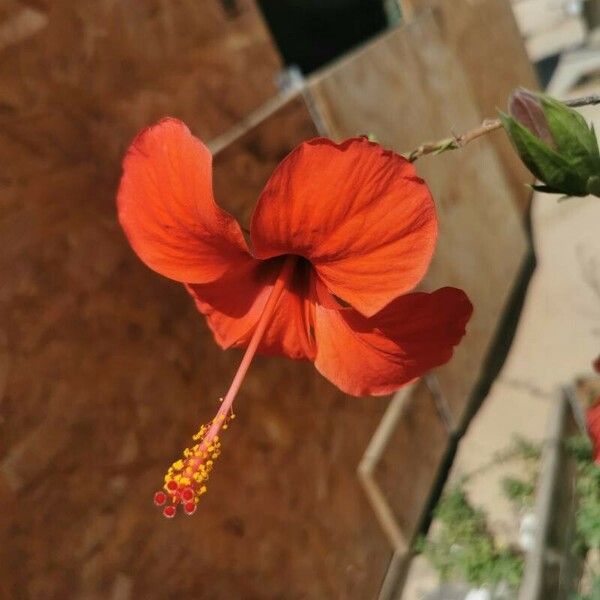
[587,356,600,464]
[117,118,473,517]
[587,401,600,465]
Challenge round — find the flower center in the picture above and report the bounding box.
[153,254,298,517]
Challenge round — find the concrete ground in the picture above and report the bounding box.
[402,85,600,598]
[454,85,600,541]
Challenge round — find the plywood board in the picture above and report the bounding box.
[214,94,452,556]
[398,0,429,19]
[400,0,539,213]
[0,4,410,599]
[0,81,403,597]
[374,381,449,543]
[0,0,282,183]
[308,14,529,424]
[212,93,319,225]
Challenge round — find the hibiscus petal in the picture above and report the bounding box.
[118,118,252,283]
[187,257,316,360]
[313,287,473,396]
[250,137,437,317]
[586,402,600,464]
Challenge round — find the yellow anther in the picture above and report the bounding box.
[160,402,237,511]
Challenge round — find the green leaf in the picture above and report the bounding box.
[587,175,600,197]
[541,96,600,177]
[591,123,600,170]
[434,138,458,155]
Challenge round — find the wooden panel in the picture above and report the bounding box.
[374,381,448,542]
[213,94,451,560]
[401,0,539,213]
[398,0,427,18]
[0,3,401,598]
[308,14,528,423]
[0,84,401,597]
[213,93,319,226]
[0,0,282,183]
[430,0,539,213]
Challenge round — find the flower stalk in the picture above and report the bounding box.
[405,93,600,163]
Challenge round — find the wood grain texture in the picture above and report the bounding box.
[402,0,539,213]
[213,95,452,554]
[374,381,448,542]
[308,14,528,423]
[0,66,396,600]
[430,0,539,213]
[0,3,401,599]
[213,94,320,225]
[0,0,282,184]
[0,2,536,596]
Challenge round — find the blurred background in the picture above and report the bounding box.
[1,1,600,599]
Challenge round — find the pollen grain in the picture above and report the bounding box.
[154,411,234,518]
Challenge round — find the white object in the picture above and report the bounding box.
[547,45,600,96]
[519,511,538,552]
[564,0,584,17]
[465,588,492,600]
[511,0,587,61]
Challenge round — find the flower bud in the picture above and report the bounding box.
[500,88,600,197]
[509,89,555,147]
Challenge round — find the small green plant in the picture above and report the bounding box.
[566,435,600,551]
[565,434,595,463]
[419,432,599,596]
[502,477,536,508]
[565,435,600,600]
[570,573,600,600]
[417,487,524,588]
[509,435,543,462]
[499,435,541,511]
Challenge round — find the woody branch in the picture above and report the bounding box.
[405,93,600,163]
